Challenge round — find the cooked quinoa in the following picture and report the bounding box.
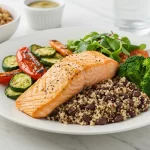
[47,77,150,125]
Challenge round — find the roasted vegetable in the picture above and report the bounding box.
[5,86,22,100]
[2,55,19,72]
[40,58,60,67]
[29,44,42,53]
[31,46,56,58]
[0,69,22,84]
[10,73,32,92]
[54,53,64,59]
[16,47,46,80]
[130,50,149,58]
[50,40,72,57]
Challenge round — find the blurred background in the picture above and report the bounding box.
[1,0,114,39]
[2,0,150,39]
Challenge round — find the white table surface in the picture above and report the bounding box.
[1,0,150,150]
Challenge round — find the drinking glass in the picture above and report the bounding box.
[114,0,150,35]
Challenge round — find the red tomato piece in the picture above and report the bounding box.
[16,47,46,80]
[0,69,21,84]
[119,52,129,63]
[130,50,149,58]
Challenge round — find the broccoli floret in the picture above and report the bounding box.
[117,62,127,77]
[118,56,145,87]
[118,55,150,96]
[125,55,145,63]
[140,70,150,96]
[143,57,150,71]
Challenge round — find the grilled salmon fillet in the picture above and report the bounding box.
[16,51,119,118]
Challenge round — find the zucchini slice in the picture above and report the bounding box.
[2,55,19,72]
[40,58,60,67]
[30,44,42,53]
[5,87,22,100]
[31,46,56,58]
[10,73,32,92]
[54,53,64,59]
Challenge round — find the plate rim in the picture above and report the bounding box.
[0,110,150,135]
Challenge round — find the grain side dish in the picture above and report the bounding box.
[47,77,150,125]
[0,7,13,26]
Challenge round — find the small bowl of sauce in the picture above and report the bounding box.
[24,0,65,30]
[28,1,60,9]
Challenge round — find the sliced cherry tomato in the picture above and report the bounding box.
[119,50,149,63]
[0,69,21,84]
[130,50,149,58]
[16,47,46,80]
[119,52,129,63]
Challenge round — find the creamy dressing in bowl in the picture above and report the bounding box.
[28,1,59,8]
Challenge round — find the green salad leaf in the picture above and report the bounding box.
[106,37,120,51]
[122,47,130,56]
[75,41,88,53]
[67,31,147,62]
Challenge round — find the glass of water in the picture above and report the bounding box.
[114,0,150,35]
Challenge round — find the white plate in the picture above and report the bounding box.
[0,27,150,135]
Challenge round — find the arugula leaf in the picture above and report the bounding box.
[112,34,119,39]
[121,37,131,51]
[122,47,130,56]
[91,34,102,41]
[128,44,146,52]
[128,44,139,52]
[83,32,99,41]
[67,40,74,45]
[74,40,81,45]
[110,49,121,62]
[87,41,100,50]
[67,40,81,51]
[76,41,89,53]
[121,37,130,45]
[101,48,112,55]
[67,40,74,48]
[100,38,110,49]
[139,44,146,50]
[67,40,76,51]
[106,37,120,51]
[83,33,108,42]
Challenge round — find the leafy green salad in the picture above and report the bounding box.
[67,32,146,62]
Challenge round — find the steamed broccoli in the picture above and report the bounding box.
[143,57,150,71]
[140,70,150,96]
[118,56,145,87]
[118,56,150,96]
